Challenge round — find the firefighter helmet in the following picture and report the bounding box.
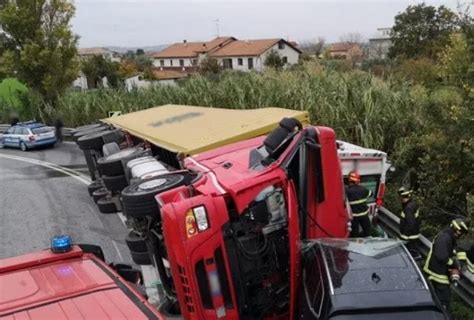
[398,186,412,197]
[450,218,470,235]
[348,170,360,184]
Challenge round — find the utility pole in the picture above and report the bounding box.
[213,19,220,37]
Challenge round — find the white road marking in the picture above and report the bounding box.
[0,152,161,303]
[0,153,91,185]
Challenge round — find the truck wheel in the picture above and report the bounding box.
[97,196,118,214]
[125,231,148,252]
[130,250,152,265]
[97,147,144,176]
[102,142,120,156]
[77,129,123,151]
[72,126,109,142]
[279,117,302,131]
[103,174,128,193]
[121,174,185,218]
[73,123,103,133]
[92,187,108,203]
[88,180,103,196]
[264,127,290,153]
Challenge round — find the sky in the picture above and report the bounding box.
[72,0,466,48]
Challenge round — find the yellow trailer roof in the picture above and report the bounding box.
[102,104,309,155]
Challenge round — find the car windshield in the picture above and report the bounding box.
[302,238,404,257]
[32,127,51,134]
[330,309,445,320]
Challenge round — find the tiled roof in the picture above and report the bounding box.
[151,37,235,58]
[328,42,357,52]
[211,39,300,57]
[78,47,111,56]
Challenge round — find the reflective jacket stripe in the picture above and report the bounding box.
[400,233,420,240]
[457,252,474,273]
[447,258,454,266]
[352,210,369,217]
[400,209,419,219]
[349,198,368,205]
[424,247,451,284]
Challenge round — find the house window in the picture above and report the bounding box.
[160,60,164,67]
[170,60,173,66]
[192,59,197,66]
[283,56,288,64]
[179,59,184,67]
[278,42,285,50]
[238,58,243,66]
[138,75,144,81]
[248,58,254,70]
[223,58,233,69]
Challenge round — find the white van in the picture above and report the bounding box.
[338,140,392,217]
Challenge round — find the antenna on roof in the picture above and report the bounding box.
[213,19,220,37]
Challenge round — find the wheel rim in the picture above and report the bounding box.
[139,178,167,190]
[20,143,26,151]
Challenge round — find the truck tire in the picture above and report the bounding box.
[102,142,120,156]
[97,147,144,176]
[279,117,302,131]
[97,196,118,214]
[88,180,103,196]
[121,174,185,218]
[77,129,123,151]
[103,174,128,192]
[72,126,109,142]
[73,123,103,133]
[92,187,108,203]
[130,250,152,265]
[125,231,148,252]
[264,127,290,153]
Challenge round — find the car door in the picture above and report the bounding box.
[3,127,16,146]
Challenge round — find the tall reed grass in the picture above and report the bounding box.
[23,62,430,153]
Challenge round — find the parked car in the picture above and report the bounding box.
[0,121,56,151]
[299,238,447,320]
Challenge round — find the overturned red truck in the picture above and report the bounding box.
[71,105,395,318]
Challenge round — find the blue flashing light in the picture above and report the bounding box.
[51,235,73,253]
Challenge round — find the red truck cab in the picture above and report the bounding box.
[0,244,163,320]
[156,123,349,319]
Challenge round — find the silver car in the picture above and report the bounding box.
[0,122,57,151]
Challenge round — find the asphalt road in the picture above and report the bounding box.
[0,142,133,264]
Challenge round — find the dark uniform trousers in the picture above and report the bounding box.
[346,184,372,238]
[424,227,457,312]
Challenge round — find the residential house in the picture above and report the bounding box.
[78,47,121,63]
[369,28,392,60]
[151,37,235,68]
[326,42,363,60]
[211,38,301,72]
[124,69,189,91]
[151,37,301,72]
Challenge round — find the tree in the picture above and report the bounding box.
[389,4,459,59]
[136,48,145,56]
[300,37,326,57]
[198,57,221,75]
[439,33,473,90]
[0,0,79,106]
[264,49,284,69]
[339,33,363,45]
[81,55,120,89]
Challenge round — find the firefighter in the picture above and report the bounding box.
[398,187,421,251]
[423,217,470,312]
[456,244,474,274]
[346,170,372,237]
